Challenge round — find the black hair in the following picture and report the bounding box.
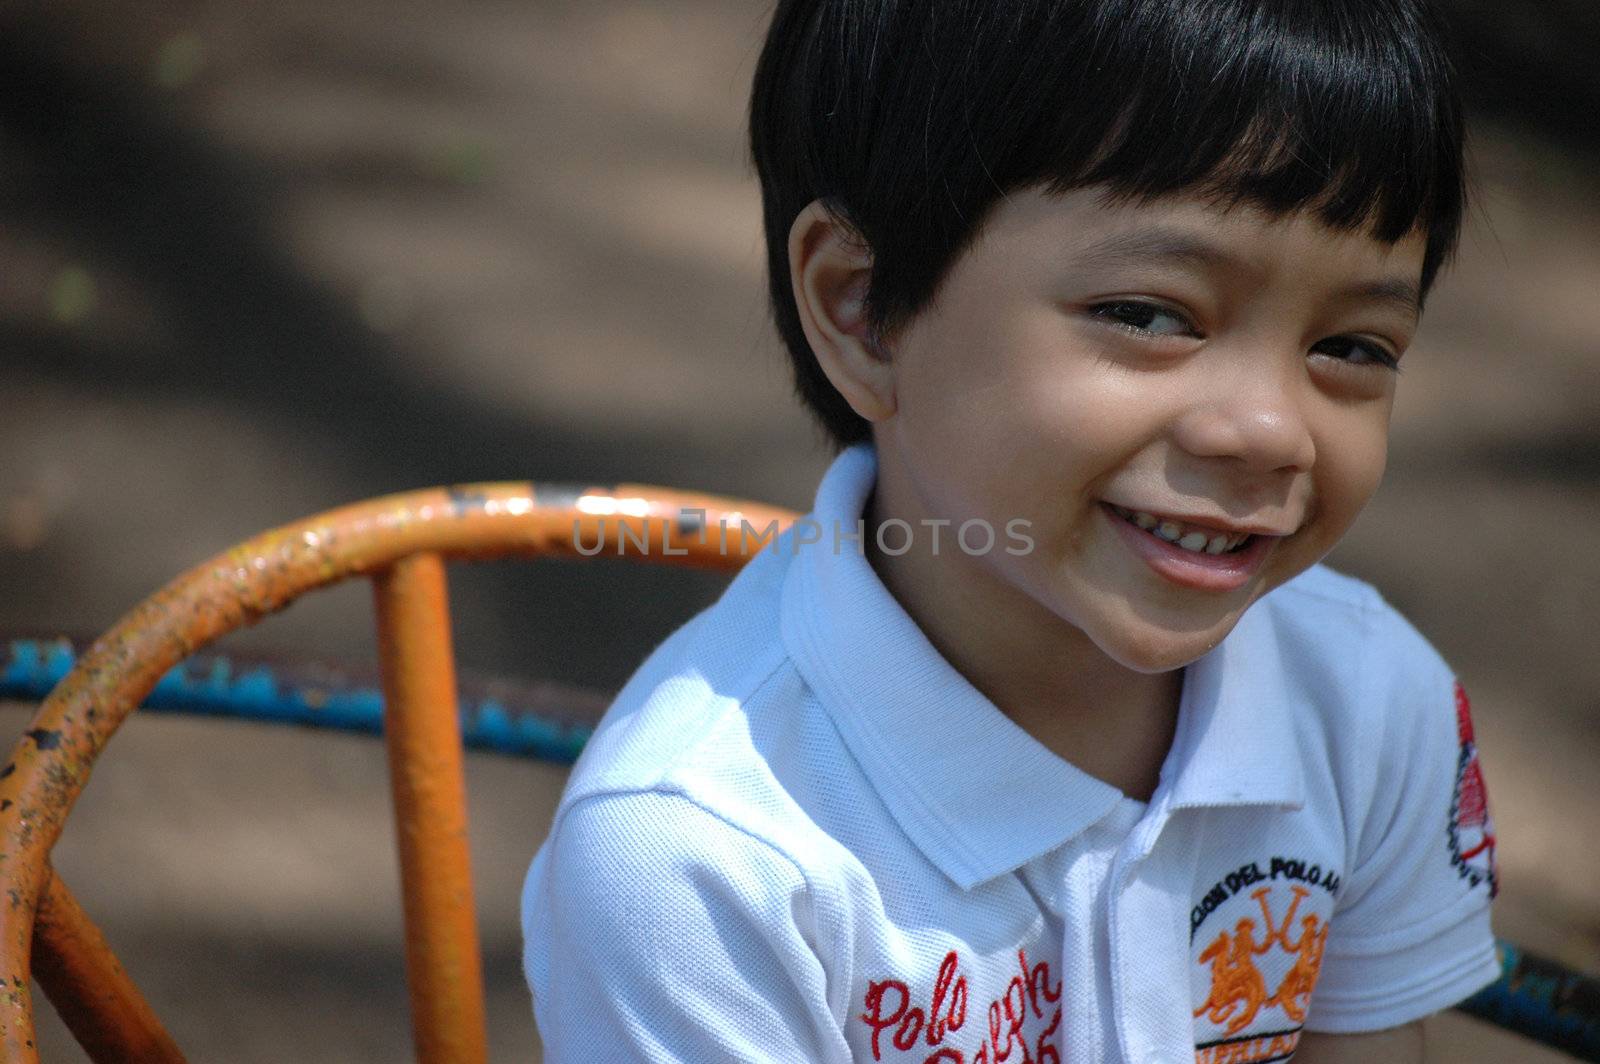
[749,0,1470,446]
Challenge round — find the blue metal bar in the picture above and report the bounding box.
[2,637,598,764]
[1459,941,1600,1061]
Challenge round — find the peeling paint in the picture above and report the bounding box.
[20,733,59,753]
[0,480,794,1062]
[2,639,604,764]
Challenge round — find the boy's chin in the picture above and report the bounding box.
[1085,613,1247,675]
[1068,559,1307,674]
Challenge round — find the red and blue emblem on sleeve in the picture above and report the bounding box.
[1449,682,1498,899]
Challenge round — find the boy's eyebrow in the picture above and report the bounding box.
[1333,277,1423,319]
[1073,226,1422,318]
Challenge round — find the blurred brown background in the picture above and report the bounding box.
[0,1,1596,1060]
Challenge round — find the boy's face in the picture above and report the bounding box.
[868,185,1427,672]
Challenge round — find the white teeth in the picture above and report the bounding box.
[1111,503,1257,555]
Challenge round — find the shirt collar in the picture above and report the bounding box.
[779,443,1122,890]
[1161,598,1307,816]
[778,443,1304,891]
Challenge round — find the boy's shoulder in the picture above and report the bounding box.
[555,535,802,813]
[1260,561,1450,685]
[1251,563,1462,786]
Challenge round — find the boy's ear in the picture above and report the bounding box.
[787,200,897,423]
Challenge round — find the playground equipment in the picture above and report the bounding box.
[0,483,1596,1062]
[0,481,789,1063]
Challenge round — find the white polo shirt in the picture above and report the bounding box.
[522,443,1499,1064]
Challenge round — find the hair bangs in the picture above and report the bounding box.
[1023,0,1466,289]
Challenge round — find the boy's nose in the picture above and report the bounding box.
[1171,367,1317,475]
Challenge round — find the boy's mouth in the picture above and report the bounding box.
[1104,503,1257,556]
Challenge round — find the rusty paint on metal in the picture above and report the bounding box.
[374,553,488,1064]
[31,867,184,1063]
[3,636,607,763]
[0,482,794,1060]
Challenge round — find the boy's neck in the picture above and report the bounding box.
[862,485,1183,804]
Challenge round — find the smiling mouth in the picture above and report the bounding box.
[1104,504,1257,556]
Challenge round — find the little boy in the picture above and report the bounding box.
[523,0,1500,1060]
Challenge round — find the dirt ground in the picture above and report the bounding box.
[0,1,1597,1060]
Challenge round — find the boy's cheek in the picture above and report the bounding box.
[1305,421,1391,546]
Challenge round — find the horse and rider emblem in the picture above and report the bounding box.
[1191,875,1335,1063]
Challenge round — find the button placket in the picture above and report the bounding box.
[1108,805,1200,1064]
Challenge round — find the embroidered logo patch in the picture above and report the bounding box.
[1190,858,1340,1063]
[859,948,1061,1063]
[1448,681,1498,898]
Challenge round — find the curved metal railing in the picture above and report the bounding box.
[0,481,794,1063]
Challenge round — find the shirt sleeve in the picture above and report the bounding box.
[1305,610,1501,1033]
[521,788,850,1063]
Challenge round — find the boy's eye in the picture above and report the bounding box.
[1089,299,1197,338]
[1310,335,1401,371]
[1088,301,1401,373]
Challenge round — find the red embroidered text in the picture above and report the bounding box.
[860,949,1062,1063]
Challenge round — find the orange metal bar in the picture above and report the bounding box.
[30,868,185,1064]
[373,554,488,1064]
[0,481,795,1060]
